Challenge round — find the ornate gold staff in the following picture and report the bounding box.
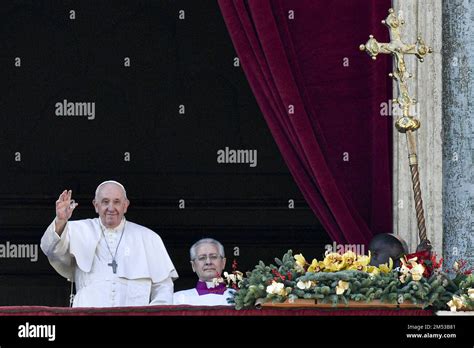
[359,8,433,251]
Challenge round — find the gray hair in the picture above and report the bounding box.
[95,180,128,200]
[190,238,225,260]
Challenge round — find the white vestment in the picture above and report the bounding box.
[41,218,178,307]
[173,283,235,306]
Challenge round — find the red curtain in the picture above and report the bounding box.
[218,0,393,245]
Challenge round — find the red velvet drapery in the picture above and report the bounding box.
[218,0,393,245]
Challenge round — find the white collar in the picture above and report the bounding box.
[205,281,217,288]
[98,217,125,233]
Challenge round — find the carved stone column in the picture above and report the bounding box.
[441,0,474,269]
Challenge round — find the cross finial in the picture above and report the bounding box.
[359,8,432,133]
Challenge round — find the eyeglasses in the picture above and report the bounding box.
[195,254,222,263]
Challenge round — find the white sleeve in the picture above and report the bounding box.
[149,277,174,305]
[40,219,74,279]
[173,291,184,305]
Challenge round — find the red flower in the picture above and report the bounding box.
[232,259,238,272]
[431,255,443,269]
[452,259,473,275]
[271,268,287,282]
[403,251,443,278]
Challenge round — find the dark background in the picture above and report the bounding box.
[0,0,330,306]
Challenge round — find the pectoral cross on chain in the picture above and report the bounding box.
[359,8,433,251]
[108,260,118,274]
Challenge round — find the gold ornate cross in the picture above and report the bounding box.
[359,8,433,251]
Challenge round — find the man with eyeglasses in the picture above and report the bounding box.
[173,238,235,306]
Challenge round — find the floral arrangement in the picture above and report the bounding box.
[222,259,244,290]
[230,249,474,311]
[445,260,474,312]
[209,258,244,296]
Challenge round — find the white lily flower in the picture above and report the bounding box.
[453,261,459,271]
[336,280,349,295]
[296,280,312,290]
[447,295,464,312]
[266,281,284,295]
[468,288,474,300]
[410,263,425,281]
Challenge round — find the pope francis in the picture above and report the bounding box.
[41,180,178,307]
